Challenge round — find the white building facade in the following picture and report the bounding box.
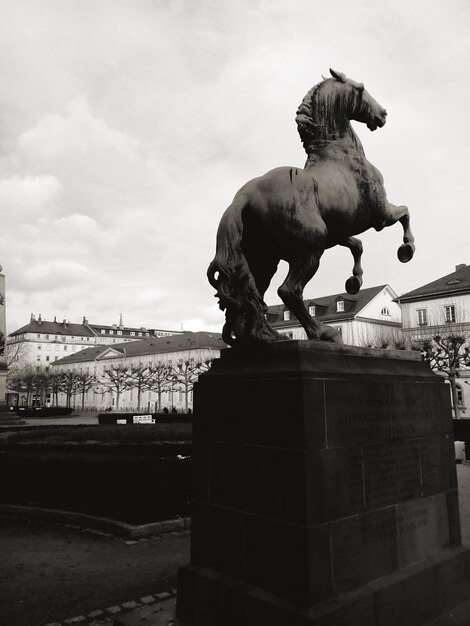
[51,331,226,413]
[6,314,182,373]
[396,263,470,418]
[269,284,402,347]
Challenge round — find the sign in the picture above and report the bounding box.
[133,415,155,424]
[117,419,127,424]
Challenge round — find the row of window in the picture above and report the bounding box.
[282,303,391,321]
[99,329,150,337]
[36,333,91,342]
[416,305,456,326]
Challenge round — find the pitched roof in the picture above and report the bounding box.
[52,331,227,366]
[396,264,470,303]
[268,285,389,326]
[10,319,95,338]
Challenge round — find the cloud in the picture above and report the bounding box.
[0,175,62,219]
[1,0,470,336]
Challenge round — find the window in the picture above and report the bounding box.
[444,305,456,323]
[45,334,49,339]
[309,305,315,316]
[46,356,50,362]
[37,345,41,350]
[283,310,290,321]
[336,301,344,312]
[109,330,114,335]
[64,346,67,350]
[37,334,41,339]
[417,309,427,326]
[130,331,135,336]
[138,332,142,337]
[101,329,105,334]
[117,331,122,335]
[381,306,390,316]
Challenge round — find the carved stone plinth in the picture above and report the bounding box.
[176,342,470,625]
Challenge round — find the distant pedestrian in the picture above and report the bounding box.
[171,407,177,414]
[187,408,192,414]
[162,407,169,414]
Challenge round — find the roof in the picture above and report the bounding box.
[52,331,227,366]
[10,319,95,338]
[396,264,470,303]
[268,285,389,327]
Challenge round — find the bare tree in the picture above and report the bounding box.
[147,363,173,412]
[172,358,213,412]
[75,371,97,410]
[4,340,28,371]
[127,364,155,411]
[420,333,470,419]
[98,364,130,410]
[60,371,81,408]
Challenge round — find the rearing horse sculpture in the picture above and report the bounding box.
[208,69,415,346]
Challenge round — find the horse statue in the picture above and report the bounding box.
[207,69,415,347]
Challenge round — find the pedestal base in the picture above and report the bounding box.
[178,545,470,626]
[177,341,469,625]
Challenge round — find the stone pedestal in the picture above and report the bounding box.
[176,341,470,625]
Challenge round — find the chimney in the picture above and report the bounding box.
[53,316,57,323]
[82,316,88,325]
[30,313,35,322]
[63,318,67,328]
[38,313,42,325]
[456,264,467,272]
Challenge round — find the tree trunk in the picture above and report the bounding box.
[449,376,461,419]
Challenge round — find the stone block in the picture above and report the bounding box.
[330,507,398,594]
[306,447,365,523]
[371,561,441,626]
[420,437,458,497]
[396,494,449,569]
[324,380,391,447]
[242,516,331,605]
[190,502,243,578]
[363,440,422,509]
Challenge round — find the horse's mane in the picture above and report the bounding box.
[296,77,356,155]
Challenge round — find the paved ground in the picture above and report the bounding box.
[1,464,470,626]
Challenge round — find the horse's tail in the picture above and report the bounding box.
[207,197,267,346]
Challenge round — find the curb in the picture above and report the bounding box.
[43,588,178,626]
[0,504,191,539]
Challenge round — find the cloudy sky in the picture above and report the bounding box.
[1,0,469,334]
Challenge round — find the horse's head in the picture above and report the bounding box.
[329,68,387,131]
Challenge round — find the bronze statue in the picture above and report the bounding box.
[208,69,415,346]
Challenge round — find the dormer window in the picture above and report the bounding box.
[336,301,344,313]
[309,305,315,317]
[283,310,290,321]
[381,306,390,316]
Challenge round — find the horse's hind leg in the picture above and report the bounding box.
[278,253,342,344]
[340,236,363,294]
[384,203,415,263]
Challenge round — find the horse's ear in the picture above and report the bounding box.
[357,82,364,93]
[330,68,346,82]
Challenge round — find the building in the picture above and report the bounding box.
[396,263,470,417]
[50,331,226,412]
[0,267,7,405]
[6,314,182,372]
[269,284,402,347]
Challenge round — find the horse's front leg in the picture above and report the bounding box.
[340,236,363,294]
[384,203,415,263]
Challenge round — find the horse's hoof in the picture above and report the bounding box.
[397,243,415,263]
[345,275,362,294]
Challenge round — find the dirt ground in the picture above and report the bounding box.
[0,517,189,626]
